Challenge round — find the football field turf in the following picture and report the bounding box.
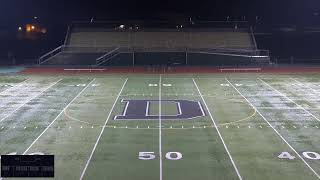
[0,73,320,180]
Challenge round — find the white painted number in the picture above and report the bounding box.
[139,152,156,160]
[139,152,182,160]
[220,84,230,87]
[302,152,320,160]
[163,84,172,87]
[278,151,320,160]
[76,84,86,87]
[278,152,296,160]
[165,152,183,160]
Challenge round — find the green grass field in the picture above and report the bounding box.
[0,73,320,180]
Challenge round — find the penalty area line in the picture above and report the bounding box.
[226,78,320,179]
[80,78,128,180]
[22,79,96,155]
[0,79,96,180]
[0,78,63,124]
[192,78,243,180]
[258,78,320,123]
[0,78,29,95]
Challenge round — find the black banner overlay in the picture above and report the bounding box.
[1,155,54,178]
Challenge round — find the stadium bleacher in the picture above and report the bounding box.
[68,28,254,50]
[39,23,270,67]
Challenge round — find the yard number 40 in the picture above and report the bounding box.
[139,152,183,160]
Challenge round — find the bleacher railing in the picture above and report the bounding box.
[95,47,121,66]
[190,48,269,57]
[38,45,65,65]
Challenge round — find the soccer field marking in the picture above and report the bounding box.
[0,78,29,95]
[0,78,62,124]
[80,78,128,180]
[1,123,318,131]
[290,78,320,95]
[192,78,243,180]
[226,78,320,179]
[258,78,320,123]
[291,78,320,97]
[22,79,96,155]
[0,79,95,180]
[159,74,163,180]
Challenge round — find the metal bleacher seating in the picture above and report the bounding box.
[39,24,270,66]
[68,28,255,50]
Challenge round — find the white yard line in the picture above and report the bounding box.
[192,78,243,180]
[22,79,96,155]
[226,78,320,179]
[159,74,163,180]
[0,78,29,95]
[258,78,320,122]
[0,78,63,124]
[79,78,128,180]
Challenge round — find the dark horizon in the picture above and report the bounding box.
[0,0,320,64]
[1,0,319,27]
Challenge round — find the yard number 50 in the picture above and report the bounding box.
[139,152,183,160]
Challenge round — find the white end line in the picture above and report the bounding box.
[0,78,63,124]
[258,78,320,122]
[80,78,128,180]
[226,78,320,179]
[192,78,243,180]
[23,79,96,155]
[159,74,163,180]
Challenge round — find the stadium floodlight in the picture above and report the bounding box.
[18,27,22,31]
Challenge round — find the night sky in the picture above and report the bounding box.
[0,0,319,61]
[0,0,319,27]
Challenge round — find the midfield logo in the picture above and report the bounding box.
[115,99,206,120]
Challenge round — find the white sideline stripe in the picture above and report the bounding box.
[192,78,243,180]
[226,78,320,179]
[258,78,320,122]
[0,78,29,95]
[159,74,163,180]
[22,79,96,155]
[79,78,128,180]
[0,79,62,124]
